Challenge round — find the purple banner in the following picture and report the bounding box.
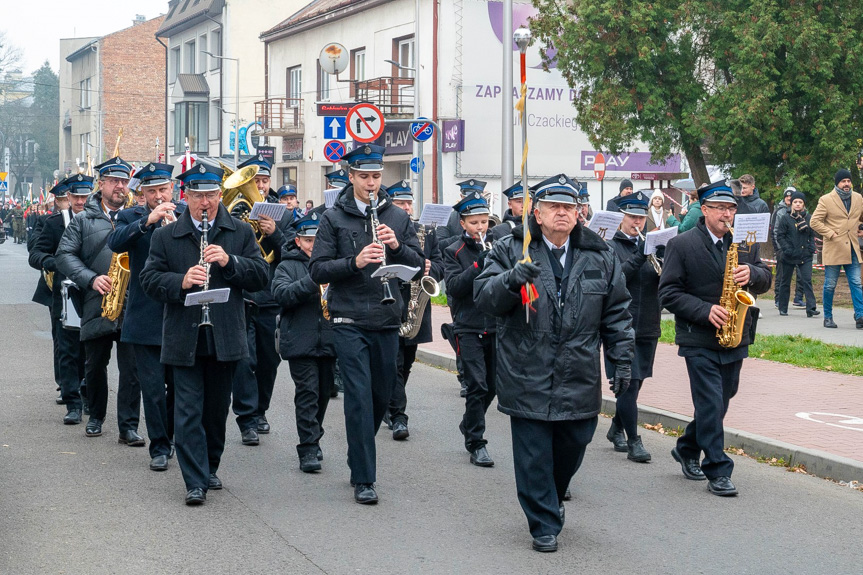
[443,119,465,153]
[580,151,682,173]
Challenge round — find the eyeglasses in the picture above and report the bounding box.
[187,191,220,201]
[704,205,737,214]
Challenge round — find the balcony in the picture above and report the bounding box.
[352,76,414,117]
[255,98,304,136]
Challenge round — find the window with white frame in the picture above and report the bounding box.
[198,35,208,73]
[174,102,208,154]
[318,63,331,101]
[287,66,302,106]
[170,47,180,83]
[79,78,91,109]
[398,37,415,78]
[209,30,221,70]
[353,49,366,81]
[185,39,196,74]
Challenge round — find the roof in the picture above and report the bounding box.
[176,74,210,96]
[66,39,99,62]
[157,0,224,37]
[261,0,393,41]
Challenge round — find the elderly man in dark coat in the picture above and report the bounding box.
[140,162,268,505]
[475,174,634,553]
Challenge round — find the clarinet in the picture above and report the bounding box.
[199,210,213,327]
[368,188,396,305]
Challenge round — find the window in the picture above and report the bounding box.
[352,48,366,81]
[198,35,208,73]
[174,102,209,154]
[282,167,298,187]
[317,62,331,101]
[398,37,415,78]
[79,133,90,159]
[170,47,180,83]
[287,66,302,105]
[185,39,196,74]
[79,78,91,109]
[209,99,220,140]
[209,30,221,70]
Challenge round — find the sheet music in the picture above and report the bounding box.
[184,287,230,306]
[586,210,624,240]
[324,188,341,209]
[418,203,453,227]
[732,213,770,243]
[644,227,678,254]
[248,202,287,221]
[371,264,420,282]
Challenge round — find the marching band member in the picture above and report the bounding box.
[659,181,771,497]
[475,174,634,553]
[443,191,498,467]
[55,159,142,443]
[605,192,661,462]
[309,144,424,504]
[140,162,268,505]
[437,179,487,249]
[491,182,525,241]
[108,163,184,471]
[271,212,335,472]
[387,180,444,441]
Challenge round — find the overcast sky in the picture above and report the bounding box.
[3,0,168,74]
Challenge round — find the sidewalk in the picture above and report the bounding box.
[420,305,863,482]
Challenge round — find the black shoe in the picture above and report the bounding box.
[56,392,66,405]
[241,427,260,446]
[63,409,82,425]
[532,535,558,553]
[778,311,788,316]
[300,452,322,473]
[149,455,169,471]
[118,430,146,447]
[257,415,270,434]
[354,483,378,504]
[329,386,339,398]
[792,299,805,307]
[807,310,821,317]
[824,317,838,328]
[208,473,223,490]
[606,420,627,452]
[85,418,103,437]
[382,412,392,430]
[626,436,651,462]
[185,488,206,505]
[563,488,572,501]
[857,317,863,330]
[470,446,494,467]
[316,446,323,461]
[671,447,706,480]
[707,476,738,496]
[392,421,410,441]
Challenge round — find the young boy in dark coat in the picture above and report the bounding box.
[271,212,336,472]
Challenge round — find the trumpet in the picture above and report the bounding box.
[199,210,213,327]
[638,231,662,275]
[475,233,493,252]
[158,199,177,226]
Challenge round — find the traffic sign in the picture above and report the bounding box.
[323,140,346,163]
[593,152,606,181]
[410,158,425,173]
[0,181,7,193]
[346,103,385,143]
[323,117,346,140]
[410,117,434,143]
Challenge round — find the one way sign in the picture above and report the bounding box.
[323,117,346,140]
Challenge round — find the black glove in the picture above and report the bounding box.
[654,245,666,259]
[609,363,631,397]
[505,261,541,290]
[476,250,489,266]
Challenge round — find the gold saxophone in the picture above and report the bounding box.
[101,252,130,321]
[399,224,440,339]
[320,284,331,320]
[716,223,755,348]
[43,270,55,290]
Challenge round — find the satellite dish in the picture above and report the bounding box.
[319,43,349,75]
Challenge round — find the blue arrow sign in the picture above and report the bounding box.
[323,117,346,140]
[410,117,434,143]
[410,157,425,173]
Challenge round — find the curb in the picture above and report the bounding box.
[416,348,863,484]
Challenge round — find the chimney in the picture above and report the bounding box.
[133,14,146,26]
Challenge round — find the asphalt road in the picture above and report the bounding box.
[1,241,862,574]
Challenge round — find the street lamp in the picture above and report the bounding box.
[203,50,240,168]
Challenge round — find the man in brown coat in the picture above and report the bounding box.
[809,169,863,328]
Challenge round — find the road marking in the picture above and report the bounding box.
[795,412,863,432]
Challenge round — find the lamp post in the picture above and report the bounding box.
[203,51,240,168]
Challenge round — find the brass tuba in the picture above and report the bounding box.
[399,224,440,339]
[221,164,275,263]
[716,223,755,348]
[101,252,130,321]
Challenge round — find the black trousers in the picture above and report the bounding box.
[54,318,83,410]
[288,356,335,457]
[612,379,644,439]
[777,258,816,313]
[457,332,496,452]
[173,357,236,491]
[83,333,140,432]
[388,340,418,425]
[134,344,174,458]
[50,312,60,386]
[510,416,598,538]
[677,355,742,479]
[232,306,281,430]
[333,325,399,485]
[774,258,804,304]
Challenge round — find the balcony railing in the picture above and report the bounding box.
[352,76,414,117]
[255,98,304,136]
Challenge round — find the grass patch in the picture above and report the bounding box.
[660,319,863,376]
[431,293,448,306]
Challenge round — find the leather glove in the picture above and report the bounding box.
[505,261,541,290]
[609,363,631,397]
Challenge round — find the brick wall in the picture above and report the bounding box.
[100,16,166,165]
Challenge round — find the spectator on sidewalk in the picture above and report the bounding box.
[645,189,680,232]
[676,188,703,233]
[771,187,805,308]
[774,191,819,317]
[735,174,770,215]
[605,179,633,212]
[809,169,863,329]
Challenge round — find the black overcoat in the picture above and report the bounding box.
[607,231,661,339]
[27,215,54,308]
[444,234,496,334]
[775,211,816,264]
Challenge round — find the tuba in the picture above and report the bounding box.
[101,252,130,321]
[221,164,275,263]
[716,223,755,348]
[399,224,440,339]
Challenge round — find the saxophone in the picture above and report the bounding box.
[320,284,331,320]
[399,224,440,339]
[716,223,755,348]
[101,252,130,321]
